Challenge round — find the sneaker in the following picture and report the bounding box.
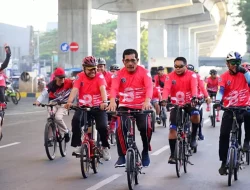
[198,134,205,141]
[102,147,111,161]
[190,138,197,148]
[206,107,210,112]
[219,162,227,175]
[72,146,81,155]
[243,140,250,151]
[142,150,150,167]
[64,132,70,143]
[115,156,126,167]
[168,155,176,164]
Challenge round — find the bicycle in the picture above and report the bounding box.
[160,105,167,128]
[208,93,220,128]
[33,102,68,160]
[107,109,153,190]
[219,105,249,186]
[0,105,6,141]
[70,105,103,179]
[167,103,193,177]
[5,79,21,104]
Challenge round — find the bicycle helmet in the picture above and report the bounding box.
[209,69,217,75]
[82,56,97,67]
[187,64,194,71]
[226,51,242,61]
[157,66,164,71]
[110,64,120,71]
[97,58,106,65]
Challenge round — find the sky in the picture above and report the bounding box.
[0,0,246,57]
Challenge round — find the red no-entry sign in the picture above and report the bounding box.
[70,42,79,52]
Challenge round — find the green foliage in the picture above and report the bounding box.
[140,26,148,65]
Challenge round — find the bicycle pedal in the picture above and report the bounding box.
[187,160,194,165]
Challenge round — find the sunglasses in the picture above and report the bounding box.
[124,59,137,63]
[174,64,185,69]
[86,68,97,71]
[228,60,241,65]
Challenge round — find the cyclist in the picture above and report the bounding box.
[151,79,162,122]
[34,67,71,143]
[205,69,220,121]
[97,58,112,96]
[107,48,153,167]
[154,66,167,89]
[161,57,200,164]
[65,56,111,161]
[0,44,11,141]
[187,64,210,141]
[110,64,121,75]
[215,51,250,175]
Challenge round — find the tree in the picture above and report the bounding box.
[140,26,148,65]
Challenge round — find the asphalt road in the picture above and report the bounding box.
[1,98,250,190]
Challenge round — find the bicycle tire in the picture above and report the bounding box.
[126,150,135,190]
[11,96,18,105]
[228,148,234,186]
[91,147,100,174]
[175,140,182,177]
[110,132,116,145]
[184,143,188,173]
[44,121,57,160]
[59,135,67,157]
[80,144,90,178]
[234,149,240,181]
[212,107,216,128]
[15,90,21,101]
[151,112,156,132]
[246,151,250,165]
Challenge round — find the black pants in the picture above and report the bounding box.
[116,107,152,156]
[198,106,203,135]
[71,109,109,148]
[219,111,247,162]
[0,86,5,103]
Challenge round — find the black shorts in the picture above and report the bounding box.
[208,90,217,99]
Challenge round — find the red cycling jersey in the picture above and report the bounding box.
[152,86,161,100]
[219,71,250,107]
[162,70,198,105]
[102,71,112,96]
[74,72,106,106]
[0,72,7,87]
[205,76,219,92]
[154,74,168,88]
[197,74,208,98]
[110,66,153,109]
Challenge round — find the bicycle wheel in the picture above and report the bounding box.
[11,96,18,105]
[110,132,116,145]
[126,150,135,190]
[212,107,216,128]
[91,147,100,174]
[246,151,250,165]
[44,121,57,160]
[234,150,240,181]
[15,90,21,101]
[228,148,234,186]
[59,134,67,157]
[183,143,188,173]
[80,144,90,178]
[151,112,156,132]
[175,140,183,177]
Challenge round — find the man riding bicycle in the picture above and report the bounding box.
[216,51,250,175]
[151,79,162,121]
[65,56,111,161]
[161,57,200,164]
[0,44,11,141]
[35,67,71,143]
[107,49,153,167]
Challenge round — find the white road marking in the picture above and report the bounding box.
[5,110,46,116]
[204,119,210,124]
[4,119,43,127]
[86,174,122,190]
[151,145,170,156]
[0,142,20,149]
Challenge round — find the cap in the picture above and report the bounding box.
[54,67,65,78]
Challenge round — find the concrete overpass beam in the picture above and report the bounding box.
[179,26,190,61]
[141,3,205,20]
[191,25,218,34]
[58,0,91,68]
[166,24,180,57]
[148,20,167,60]
[116,12,140,64]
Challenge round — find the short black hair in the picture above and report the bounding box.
[123,49,138,59]
[174,57,187,65]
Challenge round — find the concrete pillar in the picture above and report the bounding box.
[166,24,180,57]
[189,31,198,68]
[116,12,140,64]
[148,20,167,60]
[179,25,190,61]
[58,0,91,68]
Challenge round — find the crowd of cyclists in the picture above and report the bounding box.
[2,45,250,182]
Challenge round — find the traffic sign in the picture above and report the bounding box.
[60,43,69,52]
[70,42,79,52]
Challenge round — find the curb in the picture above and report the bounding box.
[20,92,41,98]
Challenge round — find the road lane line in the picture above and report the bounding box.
[151,145,170,156]
[86,174,122,190]
[4,119,44,127]
[0,142,20,149]
[5,110,46,116]
[204,119,210,124]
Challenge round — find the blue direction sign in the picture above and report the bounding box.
[60,43,69,52]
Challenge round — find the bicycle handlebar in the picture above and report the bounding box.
[33,101,67,107]
[167,103,190,108]
[219,105,250,112]
[106,109,153,115]
[70,105,100,111]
